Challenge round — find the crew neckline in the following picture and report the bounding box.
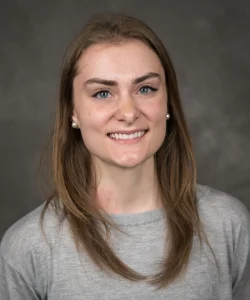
[108,207,165,227]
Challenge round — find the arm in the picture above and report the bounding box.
[0,252,41,300]
[232,212,250,299]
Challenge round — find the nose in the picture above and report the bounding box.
[115,94,140,124]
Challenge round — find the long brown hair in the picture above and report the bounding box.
[41,13,215,290]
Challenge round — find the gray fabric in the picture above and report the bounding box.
[0,184,250,299]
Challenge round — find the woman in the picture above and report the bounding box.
[0,13,249,300]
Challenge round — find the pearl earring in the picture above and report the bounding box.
[72,121,78,128]
[166,113,170,120]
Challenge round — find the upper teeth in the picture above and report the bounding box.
[109,131,146,140]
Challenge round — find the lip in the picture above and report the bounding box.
[107,129,148,144]
[107,129,148,135]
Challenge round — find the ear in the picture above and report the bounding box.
[71,109,79,125]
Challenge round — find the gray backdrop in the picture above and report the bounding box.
[0,0,249,238]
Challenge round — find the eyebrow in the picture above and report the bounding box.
[83,72,161,87]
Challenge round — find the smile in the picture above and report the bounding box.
[107,130,148,140]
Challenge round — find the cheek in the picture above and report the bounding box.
[148,105,167,126]
[78,110,107,129]
[149,106,167,140]
[145,94,167,121]
[78,111,108,146]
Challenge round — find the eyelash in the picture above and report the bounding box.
[92,89,111,98]
[92,85,158,98]
[139,85,158,93]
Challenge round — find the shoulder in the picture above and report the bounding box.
[0,203,62,270]
[196,185,250,295]
[196,183,250,233]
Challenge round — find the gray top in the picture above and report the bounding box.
[0,184,250,299]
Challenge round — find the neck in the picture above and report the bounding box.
[95,157,161,215]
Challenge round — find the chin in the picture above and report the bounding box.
[115,161,141,169]
[112,155,152,169]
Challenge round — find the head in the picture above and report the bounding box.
[53,13,193,190]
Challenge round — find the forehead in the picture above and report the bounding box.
[76,40,165,80]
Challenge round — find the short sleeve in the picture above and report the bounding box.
[0,252,40,300]
[0,205,54,300]
[232,209,250,299]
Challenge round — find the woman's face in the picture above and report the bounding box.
[72,40,167,168]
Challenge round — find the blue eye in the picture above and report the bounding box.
[92,90,110,99]
[139,85,158,94]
